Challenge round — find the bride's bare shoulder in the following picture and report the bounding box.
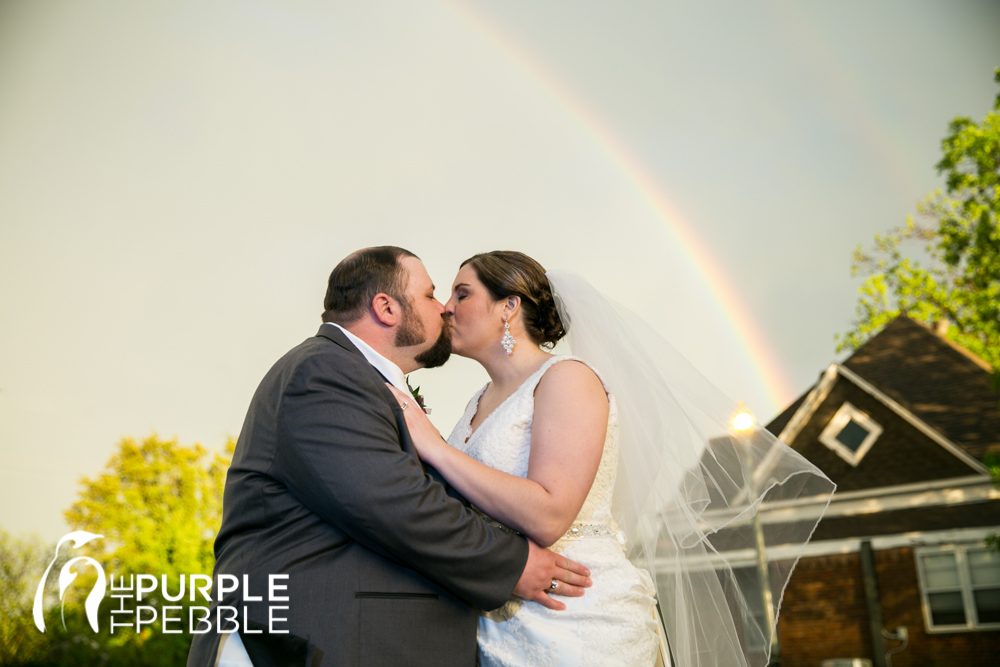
[534,358,608,413]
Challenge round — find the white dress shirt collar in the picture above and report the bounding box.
[324,322,409,394]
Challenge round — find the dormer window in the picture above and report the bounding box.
[819,401,883,466]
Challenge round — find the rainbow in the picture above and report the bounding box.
[440,0,798,413]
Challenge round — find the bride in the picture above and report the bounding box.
[387,251,834,667]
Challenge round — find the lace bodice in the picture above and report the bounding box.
[446,356,659,667]
[446,355,619,531]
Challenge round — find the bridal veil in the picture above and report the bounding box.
[546,271,835,667]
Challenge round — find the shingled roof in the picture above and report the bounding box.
[767,386,812,439]
[840,315,999,461]
[750,316,998,563]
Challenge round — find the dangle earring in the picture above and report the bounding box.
[500,315,516,356]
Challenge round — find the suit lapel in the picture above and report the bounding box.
[315,324,421,459]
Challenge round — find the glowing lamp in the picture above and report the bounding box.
[732,408,755,432]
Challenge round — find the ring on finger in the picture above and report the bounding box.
[549,579,558,591]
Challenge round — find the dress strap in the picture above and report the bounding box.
[523,355,575,392]
[522,355,612,400]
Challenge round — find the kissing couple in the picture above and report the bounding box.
[187,247,834,667]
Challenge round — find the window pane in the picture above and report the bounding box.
[922,553,960,588]
[835,419,870,452]
[974,589,1000,624]
[969,550,1000,586]
[928,591,966,626]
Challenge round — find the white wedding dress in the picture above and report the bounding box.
[447,355,662,667]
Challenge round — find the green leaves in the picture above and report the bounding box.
[64,434,234,580]
[1,435,235,665]
[841,69,1000,551]
[839,69,1000,375]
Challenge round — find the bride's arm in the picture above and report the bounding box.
[388,360,608,547]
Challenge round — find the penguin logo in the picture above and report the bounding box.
[33,531,107,633]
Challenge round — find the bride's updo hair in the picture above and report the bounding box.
[460,251,566,349]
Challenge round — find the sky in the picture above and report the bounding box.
[1,0,999,541]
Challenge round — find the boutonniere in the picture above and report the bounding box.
[405,376,430,414]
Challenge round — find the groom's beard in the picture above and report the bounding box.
[414,321,451,368]
[396,304,452,369]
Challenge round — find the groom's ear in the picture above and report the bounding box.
[371,293,399,327]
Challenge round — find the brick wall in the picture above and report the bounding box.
[873,547,999,667]
[778,552,872,666]
[777,547,999,667]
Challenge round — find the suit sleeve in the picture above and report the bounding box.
[271,351,528,610]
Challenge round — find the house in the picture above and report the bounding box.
[766,315,1000,666]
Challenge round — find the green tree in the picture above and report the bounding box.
[52,433,235,666]
[839,70,1000,551]
[0,530,52,664]
[838,68,1000,374]
[65,434,233,579]
[0,527,133,667]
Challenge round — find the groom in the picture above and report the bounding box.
[186,246,589,667]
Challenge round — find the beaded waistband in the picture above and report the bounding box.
[474,508,623,543]
[561,522,621,541]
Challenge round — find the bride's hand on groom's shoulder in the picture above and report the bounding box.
[385,384,447,461]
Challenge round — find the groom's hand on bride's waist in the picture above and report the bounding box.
[513,539,592,611]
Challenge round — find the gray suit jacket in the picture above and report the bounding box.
[186,325,528,667]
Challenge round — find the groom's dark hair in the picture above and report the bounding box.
[322,246,418,325]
